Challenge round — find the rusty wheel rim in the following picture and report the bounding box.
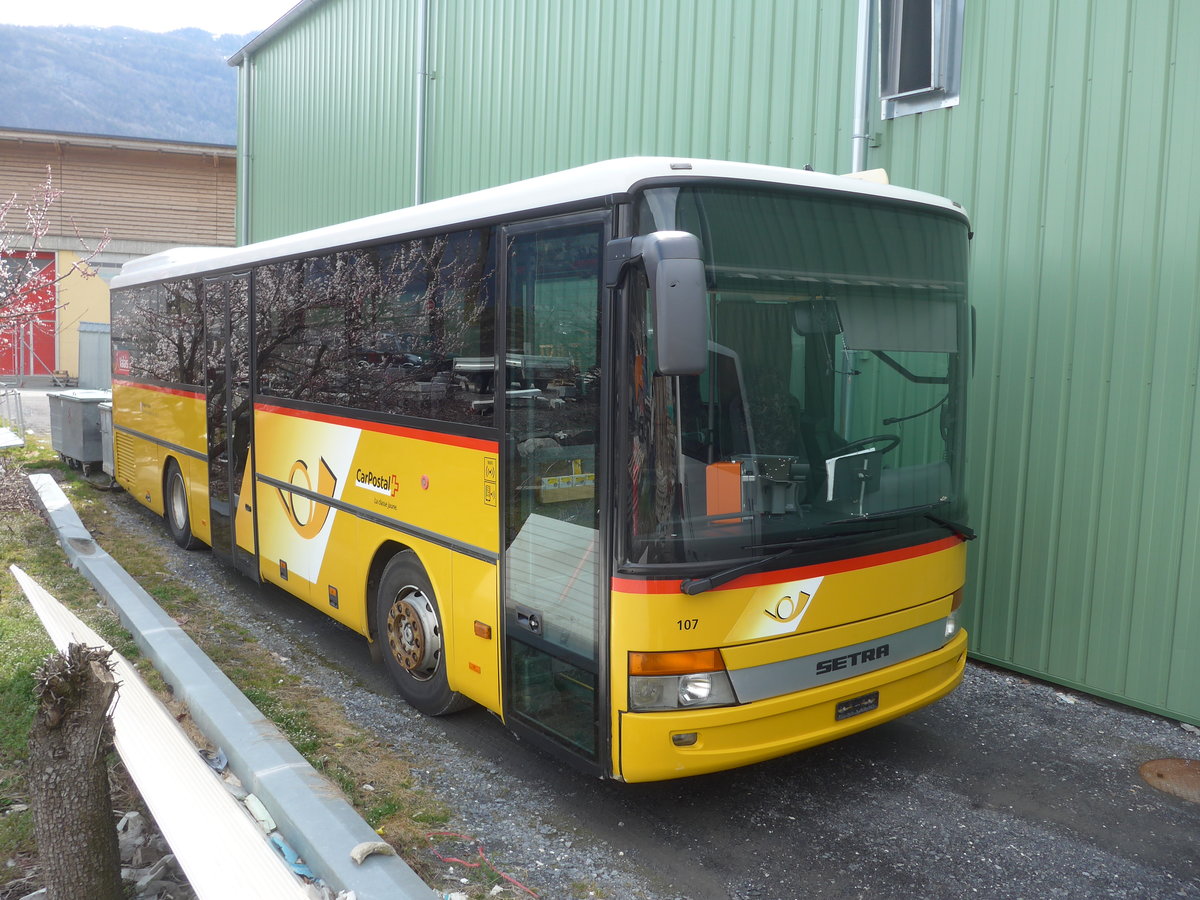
[385,586,440,681]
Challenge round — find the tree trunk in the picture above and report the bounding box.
[28,643,124,900]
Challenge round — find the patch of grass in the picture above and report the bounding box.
[362,796,403,828]
[0,443,129,891]
[242,686,323,757]
[0,802,35,875]
[0,671,38,761]
[571,881,609,899]
[4,440,61,470]
[411,809,452,827]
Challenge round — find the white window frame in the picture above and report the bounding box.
[879,0,965,119]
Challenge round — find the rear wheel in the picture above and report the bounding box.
[376,552,470,715]
[164,460,202,550]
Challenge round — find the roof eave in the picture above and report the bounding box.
[227,0,325,66]
[0,127,235,156]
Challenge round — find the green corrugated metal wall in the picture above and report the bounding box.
[424,0,855,197]
[235,0,1200,725]
[240,0,859,240]
[899,0,1200,722]
[244,0,420,237]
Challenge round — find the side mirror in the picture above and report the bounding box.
[605,231,708,375]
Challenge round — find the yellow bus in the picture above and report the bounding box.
[110,158,973,782]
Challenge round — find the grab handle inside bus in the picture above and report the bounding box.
[605,231,708,376]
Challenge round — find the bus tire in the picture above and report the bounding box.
[376,552,470,716]
[164,460,203,550]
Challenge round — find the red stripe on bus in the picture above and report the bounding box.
[111,378,204,400]
[254,403,500,453]
[611,536,963,594]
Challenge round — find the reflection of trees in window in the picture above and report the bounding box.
[255,255,372,405]
[257,228,495,424]
[168,281,204,385]
[254,259,316,397]
[111,279,203,387]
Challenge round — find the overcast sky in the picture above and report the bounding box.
[0,0,298,36]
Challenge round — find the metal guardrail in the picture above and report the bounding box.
[0,385,25,449]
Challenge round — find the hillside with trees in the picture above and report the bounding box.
[0,25,247,145]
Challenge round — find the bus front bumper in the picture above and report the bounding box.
[615,630,968,782]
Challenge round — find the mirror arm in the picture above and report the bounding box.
[603,233,702,287]
[603,237,638,289]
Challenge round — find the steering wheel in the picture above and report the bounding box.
[832,433,901,456]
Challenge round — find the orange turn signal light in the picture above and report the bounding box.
[629,648,724,676]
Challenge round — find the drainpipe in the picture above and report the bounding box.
[851,0,874,174]
[843,0,875,435]
[236,56,253,244]
[414,0,429,205]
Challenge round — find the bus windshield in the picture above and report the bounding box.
[623,184,970,566]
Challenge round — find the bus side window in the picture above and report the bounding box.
[373,230,496,423]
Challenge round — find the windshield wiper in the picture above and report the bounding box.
[924,513,977,541]
[679,527,887,596]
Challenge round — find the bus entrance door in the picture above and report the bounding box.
[203,274,259,579]
[501,218,607,766]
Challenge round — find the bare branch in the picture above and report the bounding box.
[0,166,111,332]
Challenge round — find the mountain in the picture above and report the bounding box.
[0,25,250,145]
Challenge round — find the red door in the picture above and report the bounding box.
[0,252,57,376]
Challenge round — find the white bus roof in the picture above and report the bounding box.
[112,157,966,288]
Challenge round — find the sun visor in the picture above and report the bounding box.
[838,294,958,352]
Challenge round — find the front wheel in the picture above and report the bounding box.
[164,460,203,550]
[375,552,470,715]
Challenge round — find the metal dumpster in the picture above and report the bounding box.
[99,401,114,477]
[48,389,111,470]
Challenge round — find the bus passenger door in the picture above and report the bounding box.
[501,216,608,766]
[203,274,259,579]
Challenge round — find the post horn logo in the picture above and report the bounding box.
[276,457,337,539]
[765,590,813,625]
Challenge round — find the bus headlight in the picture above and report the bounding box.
[943,588,964,642]
[628,649,739,711]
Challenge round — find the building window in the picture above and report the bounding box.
[879,0,964,119]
